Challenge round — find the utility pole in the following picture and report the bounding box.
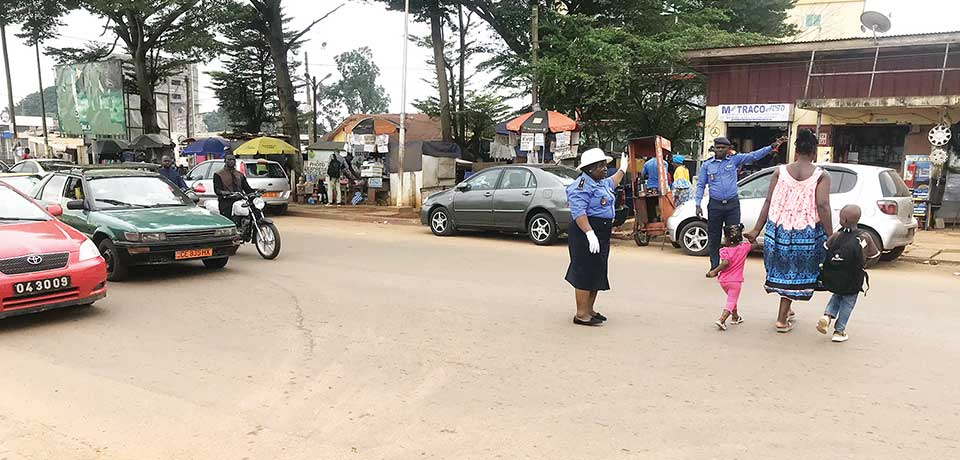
[398,0,410,207]
[530,0,540,110]
[34,42,48,152]
[186,65,193,138]
[305,52,315,143]
[1,24,18,142]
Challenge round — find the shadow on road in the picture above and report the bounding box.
[0,304,105,333]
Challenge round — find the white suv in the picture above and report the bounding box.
[185,159,291,213]
[667,164,917,262]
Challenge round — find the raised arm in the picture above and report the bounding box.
[745,168,780,240]
[609,153,628,187]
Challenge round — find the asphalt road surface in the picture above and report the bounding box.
[2,217,958,459]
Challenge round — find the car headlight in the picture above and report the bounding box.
[214,226,237,237]
[78,239,101,261]
[124,232,166,242]
[253,197,266,210]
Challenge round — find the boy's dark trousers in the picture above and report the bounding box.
[707,197,741,269]
[317,181,329,204]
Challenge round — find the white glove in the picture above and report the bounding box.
[619,153,629,172]
[586,230,601,254]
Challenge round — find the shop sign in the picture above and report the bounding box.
[718,104,792,122]
[368,177,383,188]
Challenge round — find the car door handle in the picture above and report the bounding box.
[483,192,493,197]
[522,191,532,196]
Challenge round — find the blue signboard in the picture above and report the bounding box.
[1,131,13,139]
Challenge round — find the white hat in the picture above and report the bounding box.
[576,148,613,170]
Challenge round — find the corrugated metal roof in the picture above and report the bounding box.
[685,30,960,58]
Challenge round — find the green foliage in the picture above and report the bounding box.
[13,0,73,46]
[414,90,509,160]
[316,47,390,130]
[201,108,228,132]
[14,86,57,117]
[208,3,284,133]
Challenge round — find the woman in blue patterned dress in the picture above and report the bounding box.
[745,130,833,333]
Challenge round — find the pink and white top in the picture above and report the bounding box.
[718,242,752,283]
[768,165,823,231]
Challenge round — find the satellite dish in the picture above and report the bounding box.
[860,11,892,34]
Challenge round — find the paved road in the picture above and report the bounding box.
[2,217,958,459]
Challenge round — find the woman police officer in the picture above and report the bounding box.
[565,148,628,326]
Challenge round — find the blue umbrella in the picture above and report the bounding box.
[182,137,231,156]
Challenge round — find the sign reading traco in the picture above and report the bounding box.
[718,104,792,122]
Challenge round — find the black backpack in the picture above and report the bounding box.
[327,156,342,178]
[818,230,869,295]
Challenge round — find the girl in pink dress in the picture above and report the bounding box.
[706,224,758,330]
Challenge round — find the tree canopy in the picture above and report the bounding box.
[315,47,390,132]
[15,86,58,117]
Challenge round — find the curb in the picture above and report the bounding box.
[285,210,420,227]
[899,255,960,266]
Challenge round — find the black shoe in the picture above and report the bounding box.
[573,316,604,326]
[592,312,607,321]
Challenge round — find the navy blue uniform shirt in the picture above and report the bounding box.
[567,173,616,219]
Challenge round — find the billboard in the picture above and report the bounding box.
[55,61,126,136]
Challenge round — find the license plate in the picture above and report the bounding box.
[262,192,279,198]
[12,276,71,298]
[175,248,213,260]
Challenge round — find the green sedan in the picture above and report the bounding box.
[33,168,240,281]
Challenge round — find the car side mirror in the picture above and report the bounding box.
[185,191,200,203]
[46,204,63,217]
[66,200,87,211]
[456,183,470,192]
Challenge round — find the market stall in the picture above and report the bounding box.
[504,110,580,164]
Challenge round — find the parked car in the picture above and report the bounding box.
[185,159,291,213]
[0,173,43,194]
[0,181,107,319]
[421,165,580,245]
[667,164,917,262]
[8,158,75,175]
[33,168,240,281]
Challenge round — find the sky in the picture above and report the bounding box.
[1,0,959,117]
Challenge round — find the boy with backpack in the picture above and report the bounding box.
[816,205,880,342]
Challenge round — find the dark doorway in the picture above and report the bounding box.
[726,124,789,178]
[831,124,909,170]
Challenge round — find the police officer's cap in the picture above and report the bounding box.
[713,137,732,147]
[577,148,613,171]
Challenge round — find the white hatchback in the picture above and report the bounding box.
[667,164,918,263]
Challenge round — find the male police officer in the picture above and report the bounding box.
[696,136,786,271]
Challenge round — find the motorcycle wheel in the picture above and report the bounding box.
[254,222,282,259]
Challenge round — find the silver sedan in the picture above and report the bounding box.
[421,165,578,245]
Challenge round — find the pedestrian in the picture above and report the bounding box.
[672,154,693,206]
[641,155,669,193]
[815,205,879,342]
[696,135,786,272]
[21,147,30,160]
[158,155,187,189]
[706,224,758,330]
[326,153,344,205]
[565,148,628,326]
[213,153,254,220]
[745,129,833,333]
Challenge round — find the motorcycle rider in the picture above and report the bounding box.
[213,154,254,221]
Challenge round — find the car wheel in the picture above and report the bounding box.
[528,212,558,246]
[430,207,455,236]
[98,239,128,282]
[861,228,883,268]
[879,245,905,262]
[203,257,229,269]
[680,221,710,256]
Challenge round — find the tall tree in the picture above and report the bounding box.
[248,0,343,173]
[202,108,228,132]
[209,4,289,133]
[16,0,72,146]
[374,0,455,142]
[50,0,225,135]
[315,47,390,132]
[15,86,58,117]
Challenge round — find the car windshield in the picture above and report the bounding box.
[0,185,50,222]
[541,166,581,185]
[40,161,75,170]
[88,176,193,209]
[0,176,40,194]
[244,162,286,179]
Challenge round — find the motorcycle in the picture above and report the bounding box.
[206,191,281,259]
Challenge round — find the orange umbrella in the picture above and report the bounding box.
[505,110,578,133]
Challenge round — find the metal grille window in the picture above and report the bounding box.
[0,252,69,275]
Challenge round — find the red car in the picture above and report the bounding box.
[0,181,107,319]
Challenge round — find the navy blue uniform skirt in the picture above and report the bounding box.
[565,216,613,291]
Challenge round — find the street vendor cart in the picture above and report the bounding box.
[627,136,675,246]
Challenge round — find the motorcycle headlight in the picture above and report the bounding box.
[214,226,237,237]
[78,239,101,262]
[253,197,266,210]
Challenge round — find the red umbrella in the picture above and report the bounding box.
[505,110,578,133]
